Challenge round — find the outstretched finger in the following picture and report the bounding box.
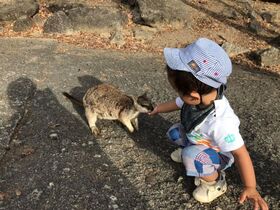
[148,107,158,115]
[259,198,269,210]
[148,111,156,115]
[239,193,247,204]
[253,200,259,210]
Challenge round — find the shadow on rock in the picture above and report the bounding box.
[61,73,280,208]
[0,77,148,209]
[0,78,36,153]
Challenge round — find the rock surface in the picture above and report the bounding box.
[260,47,280,66]
[1,0,278,70]
[43,11,73,34]
[13,16,34,32]
[0,0,39,21]
[46,0,87,12]
[136,0,195,27]
[67,6,128,33]
[222,42,251,57]
[0,37,279,210]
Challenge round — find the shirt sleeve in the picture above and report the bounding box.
[212,118,244,152]
[175,97,184,108]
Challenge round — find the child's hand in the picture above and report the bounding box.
[239,187,269,210]
[148,106,159,115]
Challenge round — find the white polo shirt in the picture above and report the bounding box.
[176,96,244,154]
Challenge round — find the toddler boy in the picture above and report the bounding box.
[149,38,268,209]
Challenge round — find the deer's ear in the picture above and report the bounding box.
[140,92,148,99]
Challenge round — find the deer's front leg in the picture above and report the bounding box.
[119,117,134,133]
[131,118,139,131]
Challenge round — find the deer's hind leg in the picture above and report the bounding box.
[85,107,100,135]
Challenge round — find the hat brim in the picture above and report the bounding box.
[164,48,190,71]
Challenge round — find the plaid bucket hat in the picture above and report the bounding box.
[164,38,232,88]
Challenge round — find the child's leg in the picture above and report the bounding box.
[166,123,188,147]
[181,144,229,203]
[182,144,222,177]
[166,123,189,162]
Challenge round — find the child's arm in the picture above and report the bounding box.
[231,145,269,210]
[148,100,180,115]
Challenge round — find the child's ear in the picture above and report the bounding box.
[190,91,200,101]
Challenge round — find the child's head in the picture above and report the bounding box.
[166,65,214,96]
[164,38,232,97]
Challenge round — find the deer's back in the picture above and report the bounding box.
[83,84,136,118]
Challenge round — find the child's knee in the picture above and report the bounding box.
[182,145,221,177]
[166,123,186,146]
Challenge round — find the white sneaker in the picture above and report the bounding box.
[192,171,227,203]
[170,148,183,163]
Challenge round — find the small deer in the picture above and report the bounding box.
[63,84,153,135]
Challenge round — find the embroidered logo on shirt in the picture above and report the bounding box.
[188,60,200,72]
[224,134,235,143]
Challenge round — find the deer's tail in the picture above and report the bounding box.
[62,92,83,106]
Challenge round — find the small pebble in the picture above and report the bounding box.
[185,203,192,208]
[15,189,21,196]
[0,192,5,201]
[63,168,70,172]
[94,154,101,158]
[104,185,111,190]
[112,204,119,209]
[110,195,118,202]
[49,133,58,140]
[177,176,184,183]
[13,139,22,146]
[48,182,54,189]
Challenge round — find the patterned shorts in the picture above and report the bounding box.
[167,123,233,177]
